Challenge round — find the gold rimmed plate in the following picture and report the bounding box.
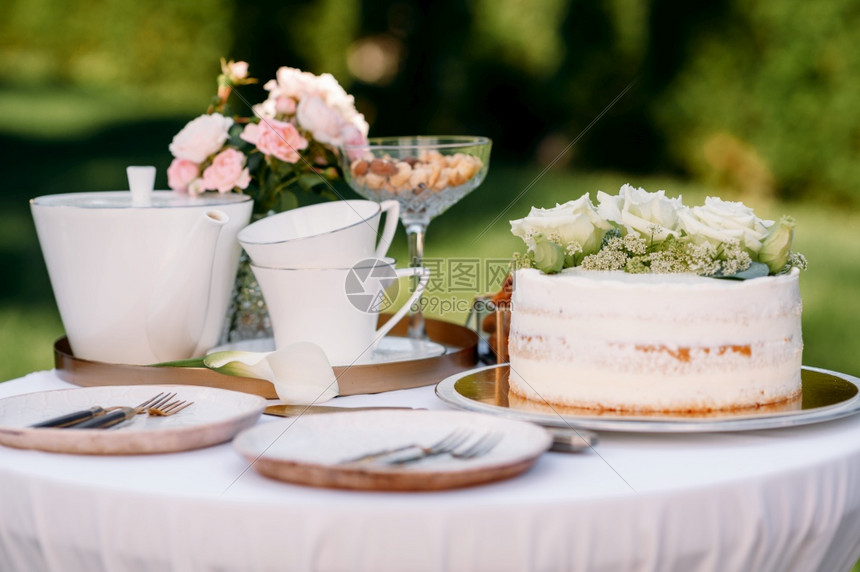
[435,365,860,433]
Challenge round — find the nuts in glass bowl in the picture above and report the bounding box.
[349,151,484,195]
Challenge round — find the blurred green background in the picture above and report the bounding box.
[2,0,860,383]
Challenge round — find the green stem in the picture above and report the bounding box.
[268,176,300,197]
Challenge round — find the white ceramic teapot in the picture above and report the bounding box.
[31,167,253,365]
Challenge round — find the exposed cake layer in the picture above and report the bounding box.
[506,383,803,418]
[508,268,803,412]
[508,356,802,411]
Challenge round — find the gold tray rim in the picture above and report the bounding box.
[435,364,860,433]
[54,316,478,399]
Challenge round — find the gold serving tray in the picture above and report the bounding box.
[54,316,477,398]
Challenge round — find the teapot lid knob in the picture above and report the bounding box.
[127,166,156,206]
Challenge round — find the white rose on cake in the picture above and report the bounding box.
[678,197,771,253]
[759,216,796,273]
[510,193,610,257]
[596,184,683,243]
[511,183,806,279]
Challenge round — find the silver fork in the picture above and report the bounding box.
[450,432,503,460]
[148,399,193,417]
[70,393,176,429]
[340,429,471,465]
[385,430,474,465]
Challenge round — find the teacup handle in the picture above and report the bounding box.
[374,200,400,259]
[370,266,430,348]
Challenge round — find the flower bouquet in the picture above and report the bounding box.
[167,59,369,214]
[511,184,807,278]
[166,60,370,342]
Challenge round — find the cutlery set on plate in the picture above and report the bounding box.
[30,392,193,429]
[341,429,505,467]
[263,405,597,458]
[335,425,596,467]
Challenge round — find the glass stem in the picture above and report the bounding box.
[405,222,427,339]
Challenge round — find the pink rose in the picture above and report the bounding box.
[240,123,261,145]
[167,158,200,193]
[169,113,233,163]
[339,123,368,160]
[241,119,308,164]
[202,148,251,193]
[296,96,343,146]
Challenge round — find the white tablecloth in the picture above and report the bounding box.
[1,370,860,572]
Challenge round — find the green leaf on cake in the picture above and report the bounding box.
[714,261,770,280]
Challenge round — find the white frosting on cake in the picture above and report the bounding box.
[508,267,803,412]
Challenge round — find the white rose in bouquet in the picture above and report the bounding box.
[678,197,771,253]
[168,113,233,163]
[257,66,369,148]
[168,60,369,214]
[510,193,611,256]
[597,184,682,243]
[296,96,349,146]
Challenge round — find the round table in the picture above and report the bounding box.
[1,370,860,572]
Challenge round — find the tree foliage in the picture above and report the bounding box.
[2,0,860,204]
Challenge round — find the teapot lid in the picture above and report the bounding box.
[31,165,252,209]
[32,191,252,209]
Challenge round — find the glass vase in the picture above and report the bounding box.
[219,251,273,344]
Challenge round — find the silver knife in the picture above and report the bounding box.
[30,406,108,428]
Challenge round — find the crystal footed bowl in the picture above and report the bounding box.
[341,136,492,228]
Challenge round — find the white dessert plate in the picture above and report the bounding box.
[435,365,860,433]
[233,410,552,491]
[209,335,447,366]
[0,385,266,454]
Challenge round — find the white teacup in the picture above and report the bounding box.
[238,199,399,268]
[251,258,429,365]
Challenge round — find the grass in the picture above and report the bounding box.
[0,85,201,140]
[0,305,62,380]
[2,166,859,382]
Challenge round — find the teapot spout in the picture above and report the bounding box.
[147,209,229,362]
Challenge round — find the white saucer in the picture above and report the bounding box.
[209,336,447,367]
